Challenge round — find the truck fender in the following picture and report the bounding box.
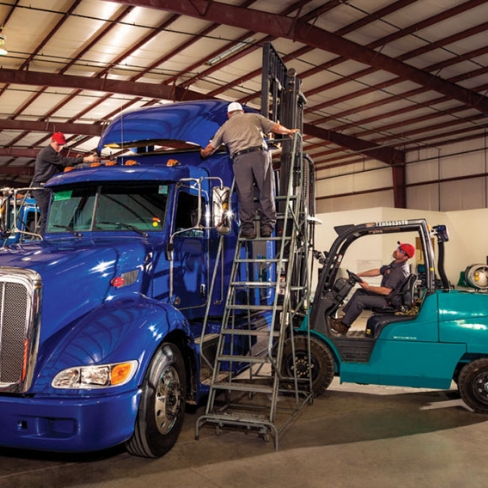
[35,295,193,393]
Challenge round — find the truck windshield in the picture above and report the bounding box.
[46,183,168,234]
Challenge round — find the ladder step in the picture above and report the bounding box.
[194,333,220,345]
[275,195,298,201]
[217,354,270,364]
[226,304,283,311]
[261,236,292,241]
[230,281,278,287]
[235,258,289,263]
[239,235,292,241]
[221,329,279,337]
[211,383,274,394]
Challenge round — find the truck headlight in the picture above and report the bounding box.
[52,361,138,389]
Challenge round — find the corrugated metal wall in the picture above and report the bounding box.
[315,134,488,213]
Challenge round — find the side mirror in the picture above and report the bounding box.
[212,186,232,235]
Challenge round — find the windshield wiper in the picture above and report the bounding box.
[51,224,83,237]
[96,221,148,237]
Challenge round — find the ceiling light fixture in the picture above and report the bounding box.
[206,37,255,66]
[0,28,7,56]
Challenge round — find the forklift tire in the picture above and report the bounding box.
[458,358,488,414]
[126,342,187,457]
[281,335,335,397]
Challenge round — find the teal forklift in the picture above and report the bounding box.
[283,218,488,414]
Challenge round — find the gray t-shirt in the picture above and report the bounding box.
[210,112,277,157]
[380,261,410,290]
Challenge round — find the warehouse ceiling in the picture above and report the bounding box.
[0,0,487,186]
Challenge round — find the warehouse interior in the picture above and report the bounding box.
[1,1,488,487]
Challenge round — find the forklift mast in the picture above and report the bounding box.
[261,42,314,316]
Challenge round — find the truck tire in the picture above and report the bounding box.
[126,342,187,457]
[458,358,488,414]
[281,335,335,397]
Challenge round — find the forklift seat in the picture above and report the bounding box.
[371,274,417,314]
[366,274,418,338]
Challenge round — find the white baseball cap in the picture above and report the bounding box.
[227,102,243,113]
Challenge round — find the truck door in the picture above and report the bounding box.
[170,187,208,317]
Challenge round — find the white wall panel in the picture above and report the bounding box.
[407,159,440,185]
[440,179,486,211]
[406,183,439,211]
[317,189,394,213]
[440,152,485,179]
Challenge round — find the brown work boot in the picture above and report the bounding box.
[241,229,256,239]
[329,317,349,335]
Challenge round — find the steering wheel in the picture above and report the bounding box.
[346,269,363,284]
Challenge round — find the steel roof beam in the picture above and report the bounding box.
[303,123,405,167]
[0,69,402,166]
[0,69,212,101]
[109,0,488,115]
[0,120,102,137]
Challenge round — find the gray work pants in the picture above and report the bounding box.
[341,289,388,327]
[233,150,276,232]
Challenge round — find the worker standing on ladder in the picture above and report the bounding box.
[200,102,300,240]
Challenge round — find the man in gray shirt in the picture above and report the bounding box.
[330,242,415,335]
[200,102,299,239]
[32,132,97,235]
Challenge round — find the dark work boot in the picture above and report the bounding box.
[241,228,256,239]
[329,317,349,335]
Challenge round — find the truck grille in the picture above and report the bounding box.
[0,268,41,393]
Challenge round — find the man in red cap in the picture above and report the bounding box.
[330,242,415,335]
[31,132,98,234]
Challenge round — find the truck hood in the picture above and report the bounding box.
[0,237,153,337]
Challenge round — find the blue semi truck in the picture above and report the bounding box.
[0,100,283,457]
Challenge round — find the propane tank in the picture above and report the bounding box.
[464,264,488,289]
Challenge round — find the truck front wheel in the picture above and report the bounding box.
[281,335,335,397]
[126,342,187,457]
[458,358,488,414]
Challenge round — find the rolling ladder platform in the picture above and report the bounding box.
[195,133,313,449]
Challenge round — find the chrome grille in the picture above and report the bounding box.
[0,268,41,392]
[0,282,28,383]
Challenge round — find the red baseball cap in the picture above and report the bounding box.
[52,132,67,145]
[397,241,415,258]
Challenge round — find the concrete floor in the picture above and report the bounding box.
[1,378,487,488]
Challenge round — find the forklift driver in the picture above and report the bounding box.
[329,242,415,335]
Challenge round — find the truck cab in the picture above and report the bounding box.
[0,100,275,458]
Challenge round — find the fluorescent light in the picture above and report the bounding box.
[206,37,255,66]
